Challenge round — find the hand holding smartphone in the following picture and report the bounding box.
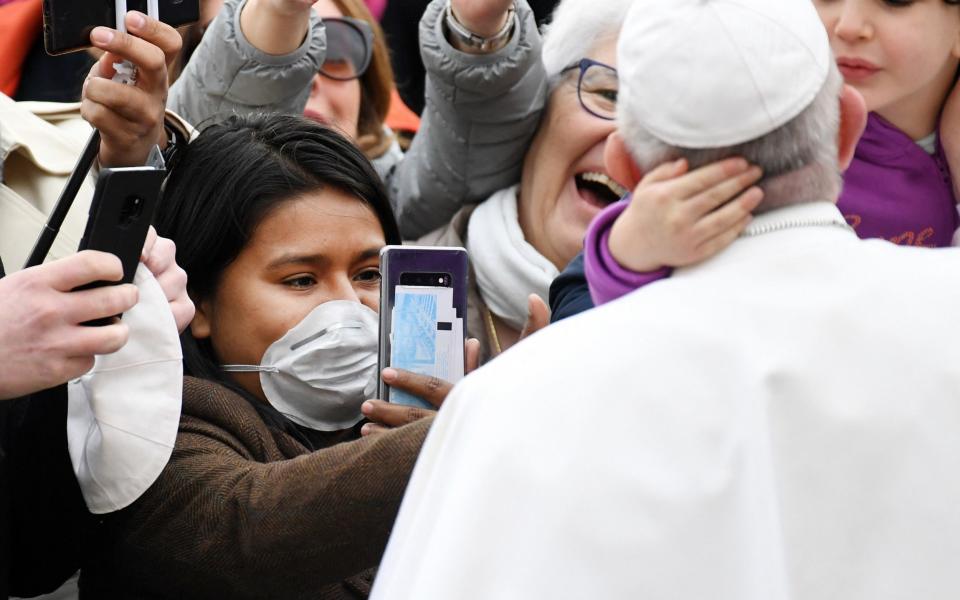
[42,0,199,55]
[378,246,469,407]
[75,167,165,325]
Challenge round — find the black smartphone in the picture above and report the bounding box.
[75,166,165,324]
[377,246,469,406]
[43,0,200,55]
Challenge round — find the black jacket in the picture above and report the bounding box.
[549,251,595,323]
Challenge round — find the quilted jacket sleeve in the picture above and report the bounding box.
[390,0,548,239]
[167,0,325,129]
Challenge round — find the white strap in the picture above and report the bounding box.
[221,365,279,374]
[112,0,160,85]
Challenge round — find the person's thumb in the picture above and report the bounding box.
[519,294,550,341]
[465,338,481,374]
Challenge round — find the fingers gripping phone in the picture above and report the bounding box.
[42,0,200,55]
[378,246,469,407]
[75,167,165,325]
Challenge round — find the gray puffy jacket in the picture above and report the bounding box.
[391,0,549,239]
[168,0,549,237]
[167,0,325,129]
[167,0,413,181]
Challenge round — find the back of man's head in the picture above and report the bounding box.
[617,0,843,211]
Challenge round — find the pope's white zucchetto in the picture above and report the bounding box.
[617,0,832,148]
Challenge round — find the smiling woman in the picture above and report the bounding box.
[75,114,436,599]
[394,0,634,363]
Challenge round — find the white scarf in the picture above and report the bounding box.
[466,186,559,330]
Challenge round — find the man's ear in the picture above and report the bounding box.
[603,131,644,190]
[189,296,213,340]
[837,84,867,171]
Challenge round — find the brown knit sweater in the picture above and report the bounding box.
[79,376,433,599]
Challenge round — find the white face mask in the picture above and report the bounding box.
[222,300,379,431]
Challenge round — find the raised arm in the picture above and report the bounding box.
[109,380,432,598]
[167,0,325,127]
[240,0,314,55]
[390,0,548,239]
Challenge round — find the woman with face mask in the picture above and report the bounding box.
[77,114,452,598]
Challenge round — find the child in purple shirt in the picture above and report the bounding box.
[584,0,960,306]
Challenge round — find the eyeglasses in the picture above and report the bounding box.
[320,17,374,81]
[562,58,618,121]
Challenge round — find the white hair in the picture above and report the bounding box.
[540,0,634,87]
[619,64,846,212]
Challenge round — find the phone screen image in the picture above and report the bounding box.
[378,247,469,406]
[389,273,464,408]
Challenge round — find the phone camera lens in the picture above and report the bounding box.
[119,195,146,226]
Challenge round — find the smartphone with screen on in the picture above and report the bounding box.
[75,166,165,325]
[378,246,469,406]
[42,0,200,55]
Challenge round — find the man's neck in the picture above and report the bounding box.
[753,162,840,214]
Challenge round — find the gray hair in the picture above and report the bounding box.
[540,0,633,89]
[619,63,845,212]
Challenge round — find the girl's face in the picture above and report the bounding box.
[191,190,385,401]
[814,0,960,137]
[304,0,363,140]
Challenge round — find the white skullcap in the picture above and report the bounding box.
[618,0,831,148]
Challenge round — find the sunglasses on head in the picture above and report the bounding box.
[320,17,374,81]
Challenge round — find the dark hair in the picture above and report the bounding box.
[156,113,399,435]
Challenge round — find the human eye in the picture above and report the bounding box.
[593,88,618,103]
[881,0,913,7]
[320,59,358,80]
[354,268,382,285]
[581,68,619,103]
[583,85,618,113]
[283,274,317,290]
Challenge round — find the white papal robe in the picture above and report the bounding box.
[372,202,960,600]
